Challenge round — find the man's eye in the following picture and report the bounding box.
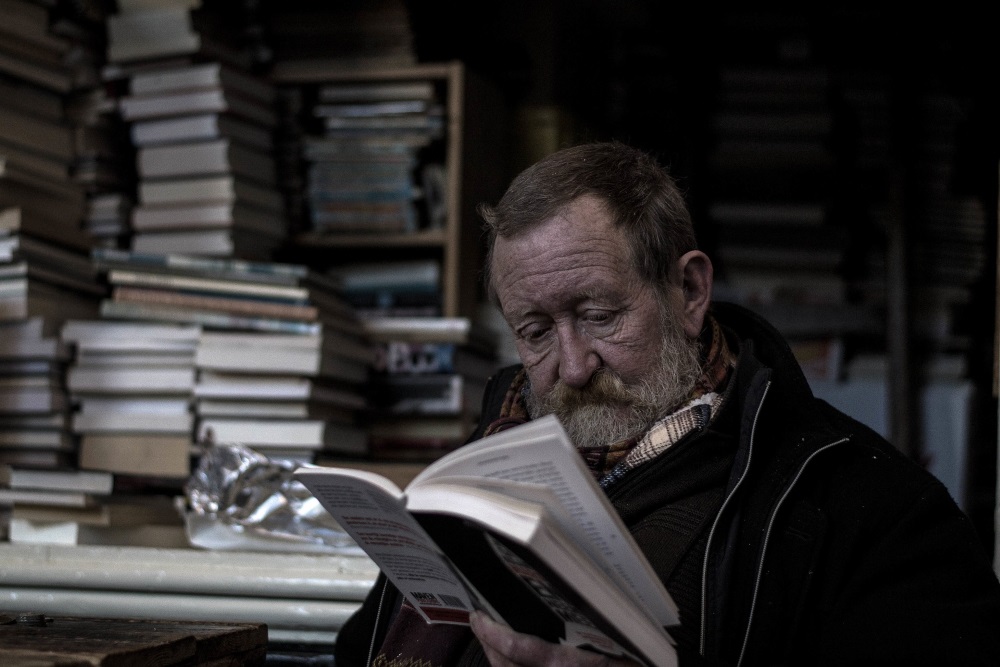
[584,311,615,326]
[520,327,549,343]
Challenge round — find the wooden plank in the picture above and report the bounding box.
[0,616,266,667]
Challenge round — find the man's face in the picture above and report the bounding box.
[491,196,702,448]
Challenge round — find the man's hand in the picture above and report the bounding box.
[469,611,642,667]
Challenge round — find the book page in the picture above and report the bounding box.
[410,415,678,627]
[294,468,476,624]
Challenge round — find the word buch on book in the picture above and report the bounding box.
[294,415,679,667]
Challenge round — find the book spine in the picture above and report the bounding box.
[99,300,323,335]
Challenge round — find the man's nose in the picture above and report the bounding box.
[557,327,600,389]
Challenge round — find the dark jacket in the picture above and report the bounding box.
[337,301,1000,666]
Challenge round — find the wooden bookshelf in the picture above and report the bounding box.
[271,61,509,320]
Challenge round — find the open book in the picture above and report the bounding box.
[294,415,679,667]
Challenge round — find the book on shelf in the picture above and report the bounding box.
[301,136,429,161]
[74,346,196,367]
[194,330,372,382]
[136,138,277,186]
[0,428,73,452]
[100,263,341,302]
[91,247,344,291]
[193,370,367,409]
[138,174,283,211]
[0,385,69,414]
[367,372,486,417]
[1,173,86,222]
[294,415,678,667]
[0,465,114,495]
[0,448,72,469]
[1,205,92,252]
[128,60,273,103]
[132,112,275,151]
[130,201,284,236]
[61,318,202,346]
[366,414,475,462]
[0,486,99,508]
[320,113,445,134]
[3,232,102,293]
[0,47,74,95]
[72,406,194,435]
[66,364,196,394]
[0,134,70,182]
[0,69,64,122]
[105,5,201,64]
[130,227,283,261]
[195,398,355,422]
[308,198,418,234]
[361,316,474,344]
[0,321,72,360]
[10,492,181,527]
[198,417,368,457]
[110,285,321,322]
[330,259,439,293]
[316,81,437,104]
[153,304,362,341]
[0,104,74,163]
[118,86,277,127]
[8,517,189,548]
[372,340,500,379]
[79,432,192,479]
[312,99,438,119]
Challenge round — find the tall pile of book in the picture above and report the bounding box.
[0,318,75,471]
[60,317,200,484]
[103,0,287,260]
[0,0,111,477]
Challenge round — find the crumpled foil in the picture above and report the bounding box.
[183,442,363,555]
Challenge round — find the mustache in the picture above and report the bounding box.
[544,369,637,409]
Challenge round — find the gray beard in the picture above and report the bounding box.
[524,313,703,450]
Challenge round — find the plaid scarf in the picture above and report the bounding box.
[483,314,736,487]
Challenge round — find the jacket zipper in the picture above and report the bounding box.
[734,435,849,667]
[699,380,770,655]
[366,577,389,667]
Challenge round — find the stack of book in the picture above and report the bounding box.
[60,318,201,482]
[355,315,499,463]
[80,248,372,466]
[194,328,372,465]
[104,0,287,260]
[0,0,106,331]
[0,2,109,473]
[0,318,75,470]
[0,0,131,252]
[302,78,446,235]
[0,465,186,547]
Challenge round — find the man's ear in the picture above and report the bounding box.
[677,250,713,338]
